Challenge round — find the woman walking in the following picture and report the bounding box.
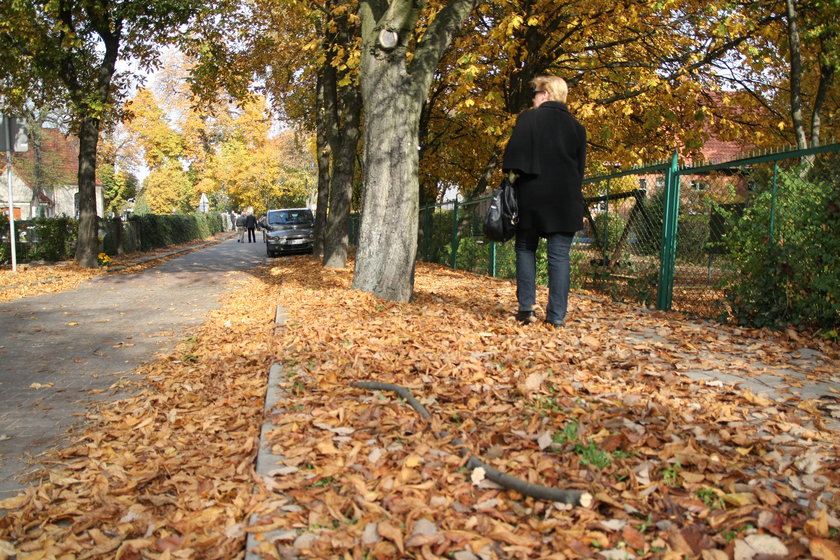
[502,75,587,327]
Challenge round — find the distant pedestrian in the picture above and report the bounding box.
[245,213,258,243]
[502,75,586,327]
[236,213,247,243]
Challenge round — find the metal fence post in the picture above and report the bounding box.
[769,161,779,245]
[601,178,610,264]
[489,242,497,277]
[656,151,680,310]
[450,199,459,270]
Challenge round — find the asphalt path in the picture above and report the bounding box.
[0,235,269,499]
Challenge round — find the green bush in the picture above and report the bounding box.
[633,189,666,256]
[452,235,488,274]
[1,218,77,264]
[30,217,77,261]
[722,162,840,331]
[2,213,225,264]
[592,211,627,253]
[418,207,456,265]
[128,212,226,252]
[632,189,710,262]
[677,214,711,263]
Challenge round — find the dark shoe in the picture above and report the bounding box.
[545,321,564,328]
[515,310,537,324]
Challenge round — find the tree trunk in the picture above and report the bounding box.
[810,31,835,147]
[75,115,100,267]
[323,86,361,269]
[352,61,422,301]
[785,0,808,150]
[353,0,476,302]
[313,70,331,259]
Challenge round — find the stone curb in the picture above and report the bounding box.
[244,303,288,560]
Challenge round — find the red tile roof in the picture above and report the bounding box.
[1,127,97,187]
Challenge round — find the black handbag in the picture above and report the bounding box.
[483,176,518,242]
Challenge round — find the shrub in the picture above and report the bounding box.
[591,211,627,253]
[30,216,77,261]
[721,162,840,331]
[128,213,226,252]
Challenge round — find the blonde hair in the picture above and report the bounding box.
[532,75,568,103]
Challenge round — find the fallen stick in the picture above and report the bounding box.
[351,381,591,507]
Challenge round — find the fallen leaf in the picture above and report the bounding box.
[805,508,830,538]
[809,537,840,560]
[377,522,404,554]
[29,382,54,389]
[733,534,788,560]
[470,467,486,486]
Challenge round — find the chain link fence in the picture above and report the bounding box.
[401,142,839,330]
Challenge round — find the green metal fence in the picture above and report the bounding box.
[353,142,839,328]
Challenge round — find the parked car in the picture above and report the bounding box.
[261,208,315,257]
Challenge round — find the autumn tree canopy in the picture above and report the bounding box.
[4,0,837,288]
[118,51,315,215]
[0,0,210,267]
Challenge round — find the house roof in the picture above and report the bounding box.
[0,127,99,188]
[700,137,746,163]
[692,90,760,164]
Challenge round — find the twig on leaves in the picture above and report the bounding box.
[352,381,432,418]
[351,381,591,507]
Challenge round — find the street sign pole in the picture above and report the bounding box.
[3,117,17,272]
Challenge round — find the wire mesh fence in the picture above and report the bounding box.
[398,142,840,329]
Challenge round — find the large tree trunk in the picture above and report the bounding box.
[353,0,476,302]
[56,7,120,268]
[785,0,808,150]
[352,65,422,301]
[313,70,331,259]
[323,86,362,269]
[75,115,100,267]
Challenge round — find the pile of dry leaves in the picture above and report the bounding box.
[1,265,276,559]
[1,254,838,560]
[248,258,839,559]
[0,264,100,303]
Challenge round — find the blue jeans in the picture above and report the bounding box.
[515,230,574,324]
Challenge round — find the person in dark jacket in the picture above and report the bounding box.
[502,75,587,327]
[235,212,247,242]
[245,212,258,243]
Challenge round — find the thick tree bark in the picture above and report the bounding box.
[785,0,809,150]
[323,85,361,269]
[313,70,331,260]
[353,0,476,302]
[352,64,422,301]
[75,115,101,267]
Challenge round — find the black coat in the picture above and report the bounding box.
[245,215,257,229]
[502,101,586,234]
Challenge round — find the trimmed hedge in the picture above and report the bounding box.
[127,213,226,252]
[2,213,227,264]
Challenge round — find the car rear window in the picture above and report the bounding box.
[268,210,313,226]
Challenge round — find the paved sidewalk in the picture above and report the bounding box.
[0,235,269,499]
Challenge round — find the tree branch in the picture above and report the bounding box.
[409,0,476,91]
[351,381,592,506]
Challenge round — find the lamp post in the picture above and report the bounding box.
[2,116,29,272]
